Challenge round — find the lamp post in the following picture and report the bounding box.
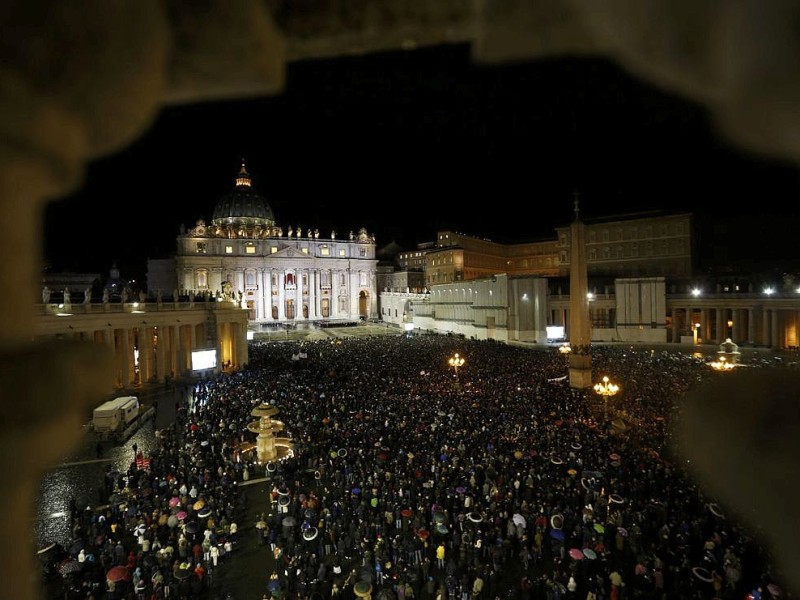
[593,375,619,425]
[693,322,701,345]
[448,353,465,379]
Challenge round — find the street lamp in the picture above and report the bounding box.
[593,375,619,424]
[693,322,701,345]
[448,353,465,378]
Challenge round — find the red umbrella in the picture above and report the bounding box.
[568,548,584,560]
[106,565,130,582]
[401,509,413,518]
[417,529,430,540]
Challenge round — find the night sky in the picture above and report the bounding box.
[43,43,800,282]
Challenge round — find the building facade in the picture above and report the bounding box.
[381,212,800,349]
[34,297,249,392]
[148,162,379,324]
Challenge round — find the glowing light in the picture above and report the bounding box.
[763,287,774,295]
[691,288,701,297]
[593,376,619,423]
[448,353,465,377]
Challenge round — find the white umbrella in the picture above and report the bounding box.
[512,513,526,528]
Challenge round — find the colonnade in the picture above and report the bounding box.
[35,304,250,392]
[670,304,800,349]
[181,265,376,323]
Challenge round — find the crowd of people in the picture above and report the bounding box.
[40,333,790,600]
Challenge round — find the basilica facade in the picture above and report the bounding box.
[148,162,379,324]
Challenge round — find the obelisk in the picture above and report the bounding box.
[568,194,593,388]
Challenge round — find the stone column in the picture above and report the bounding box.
[121,328,133,389]
[136,327,152,383]
[567,201,592,389]
[278,271,286,320]
[309,269,316,320]
[700,308,710,344]
[747,308,757,345]
[771,309,781,349]
[155,326,165,383]
[297,270,306,320]
[715,308,726,344]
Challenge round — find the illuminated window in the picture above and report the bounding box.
[197,270,208,288]
[196,242,207,254]
[225,245,233,254]
[302,248,309,254]
[321,246,330,256]
[246,244,256,254]
[339,249,346,257]
[270,246,278,254]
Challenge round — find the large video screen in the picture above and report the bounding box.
[191,349,217,371]
[546,326,565,340]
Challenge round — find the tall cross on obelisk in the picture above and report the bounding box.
[568,191,593,388]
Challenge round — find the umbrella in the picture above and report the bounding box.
[550,515,563,530]
[435,523,448,534]
[417,529,430,540]
[571,442,582,450]
[134,523,147,536]
[176,511,188,520]
[198,507,212,519]
[550,456,563,465]
[568,548,584,560]
[167,515,178,528]
[567,468,577,476]
[617,527,628,538]
[282,516,297,527]
[467,512,483,523]
[303,527,318,541]
[609,494,624,504]
[549,529,564,541]
[338,448,347,457]
[455,486,466,494]
[609,453,621,461]
[173,564,193,580]
[278,495,290,507]
[59,559,82,577]
[593,523,605,534]
[37,542,56,555]
[193,499,205,510]
[351,487,361,495]
[512,513,526,528]
[107,565,131,582]
[400,509,413,518]
[354,582,372,597]
[708,503,724,518]
[692,567,712,583]
[185,521,200,534]
[268,579,281,591]
[583,548,597,560]
[169,496,181,508]
[433,512,446,524]
[277,487,290,496]
[768,584,782,597]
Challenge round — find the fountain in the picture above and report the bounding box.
[710,338,740,370]
[243,402,294,464]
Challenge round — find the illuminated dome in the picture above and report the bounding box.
[211,161,276,228]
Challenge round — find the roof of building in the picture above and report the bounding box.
[211,161,276,228]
